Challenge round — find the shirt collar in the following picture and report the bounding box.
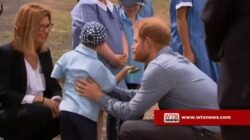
[78,0,114,12]
[75,44,98,59]
[157,46,172,56]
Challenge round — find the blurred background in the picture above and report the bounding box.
[0,0,169,61]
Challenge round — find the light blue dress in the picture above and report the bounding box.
[170,0,219,82]
[139,0,154,17]
[119,9,145,85]
[71,1,127,88]
[51,45,116,122]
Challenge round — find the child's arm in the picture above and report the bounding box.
[121,31,129,62]
[115,66,136,83]
[58,79,65,86]
[96,43,127,67]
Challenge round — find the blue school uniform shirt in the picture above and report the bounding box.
[119,9,145,84]
[170,0,219,82]
[51,44,116,122]
[139,0,154,17]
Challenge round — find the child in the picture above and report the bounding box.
[51,22,132,140]
[71,1,130,139]
[119,0,145,89]
[139,0,154,18]
[170,0,219,82]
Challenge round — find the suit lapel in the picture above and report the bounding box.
[16,51,27,93]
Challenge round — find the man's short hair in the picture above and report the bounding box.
[134,17,170,46]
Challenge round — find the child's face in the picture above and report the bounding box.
[123,4,141,15]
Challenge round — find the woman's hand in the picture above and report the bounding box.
[43,98,60,118]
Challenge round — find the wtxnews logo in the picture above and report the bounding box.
[164,113,180,123]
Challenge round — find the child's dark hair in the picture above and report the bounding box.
[80,21,107,48]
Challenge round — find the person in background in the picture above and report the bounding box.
[51,21,134,140]
[0,1,3,15]
[139,0,153,17]
[170,0,219,82]
[76,17,220,140]
[119,0,145,89]
[203,0,250,139]
[0,3,62,140]
[71,0,129,139]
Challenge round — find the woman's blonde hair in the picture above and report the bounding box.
[134,17,171,47]
[11,3,51,55]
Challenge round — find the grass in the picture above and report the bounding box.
[48,9,72,61]
[153,0,169,23]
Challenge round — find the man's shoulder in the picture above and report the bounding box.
[151,52,177,69]
[72,1,97,14]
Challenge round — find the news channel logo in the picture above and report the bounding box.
[164,113,180,123]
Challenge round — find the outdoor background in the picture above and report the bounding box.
[0,0,169,139]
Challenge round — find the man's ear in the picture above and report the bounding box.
[145,36,153,48]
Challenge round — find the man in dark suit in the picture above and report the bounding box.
[203,0,250,140]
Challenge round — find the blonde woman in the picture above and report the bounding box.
[0,3,61,140]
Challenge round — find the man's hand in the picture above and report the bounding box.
[75,79,103,102]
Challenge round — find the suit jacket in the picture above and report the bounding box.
[0,43,62,108]
[202,0,250,106]
[202,0,250,61]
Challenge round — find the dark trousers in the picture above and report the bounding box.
[218,19,250,140]
[0,104,59,140]
[119,120,219,140]
[126,83,140,90]
[60,111,97,140]
[107,83,142,140]
[106,114,119,140]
